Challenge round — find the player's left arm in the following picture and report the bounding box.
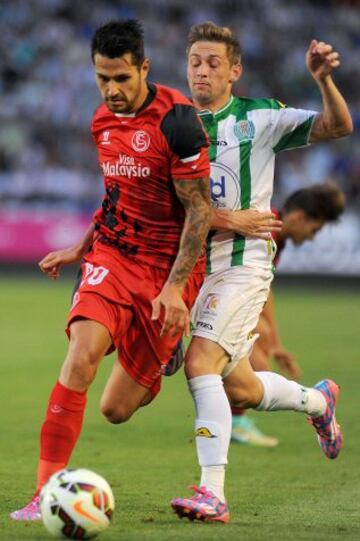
[307,40,353,143]
[151,102,212,337]
[152,176,212,337]
[169,176,212,285]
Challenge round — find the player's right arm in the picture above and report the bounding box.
[212,208,282,239]
[39,222,95,280]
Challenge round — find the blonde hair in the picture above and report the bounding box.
[187,21,241,65]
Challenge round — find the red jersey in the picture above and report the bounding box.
[91,83,210,269]
[272,208,286,267]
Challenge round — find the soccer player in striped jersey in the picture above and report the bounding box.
[231,182,346,447]
[171,22,352,523]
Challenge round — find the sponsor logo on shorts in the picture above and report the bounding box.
[204,294,219,312]
[195,427,217,438]
[196,321,213,331]
[131,130,150,152]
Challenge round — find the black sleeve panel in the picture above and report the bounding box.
[160,104,208,159]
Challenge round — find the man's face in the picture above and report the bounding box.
[187,41,242,108]
[287,210,325,245]
[94,53,149,114]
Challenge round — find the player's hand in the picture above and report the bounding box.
[306,40,340,81]
[224,209,282,239]
[39,246,84,280]
[151,282,190,338]
[273,347,302,380]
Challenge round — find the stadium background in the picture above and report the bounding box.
[1,1,359,540]
[0,0,359,274]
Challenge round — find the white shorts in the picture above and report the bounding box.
[191,266,273,377]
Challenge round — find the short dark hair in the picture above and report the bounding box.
[187,21,241,65]
[283,182,346,222]
[91,20,145,67]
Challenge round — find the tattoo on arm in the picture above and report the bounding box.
[310,113,345,143]
[168,177,212,286]
[310,80,353,144]
[309,114,330,143]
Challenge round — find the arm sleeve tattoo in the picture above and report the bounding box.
[168,176,212,286]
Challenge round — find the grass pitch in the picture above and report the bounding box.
[0,275,359,540]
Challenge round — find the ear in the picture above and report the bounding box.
[230,62,243,83]
[141,58,150,78]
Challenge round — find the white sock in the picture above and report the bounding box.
[200,466,225,502]
[189,374,231,502]
[255,372,327,417]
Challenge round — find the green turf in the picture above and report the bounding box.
[1,277,359,540]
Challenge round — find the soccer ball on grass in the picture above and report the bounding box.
[40,468,115,539]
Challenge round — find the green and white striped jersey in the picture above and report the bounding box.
[198,95,316,274]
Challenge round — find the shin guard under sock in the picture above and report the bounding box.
[37,380,87,489]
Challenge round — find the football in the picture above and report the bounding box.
[40,468,115,539]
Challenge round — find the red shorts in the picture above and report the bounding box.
[67,241,204,399]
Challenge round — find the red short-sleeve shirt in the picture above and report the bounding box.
[91,83,210,269]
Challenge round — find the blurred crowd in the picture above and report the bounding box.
[0,0,359,215]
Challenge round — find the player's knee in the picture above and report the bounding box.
[185,341,227,378]
[100,401,133,424]
[185,354,207,378]
[61,349,100,389]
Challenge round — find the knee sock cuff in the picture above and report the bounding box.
[49,380,87,412]
[188,374,222,393]
[254,372,269,410]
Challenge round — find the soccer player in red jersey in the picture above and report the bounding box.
[231,182,346,446]
[10,20,214,521]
